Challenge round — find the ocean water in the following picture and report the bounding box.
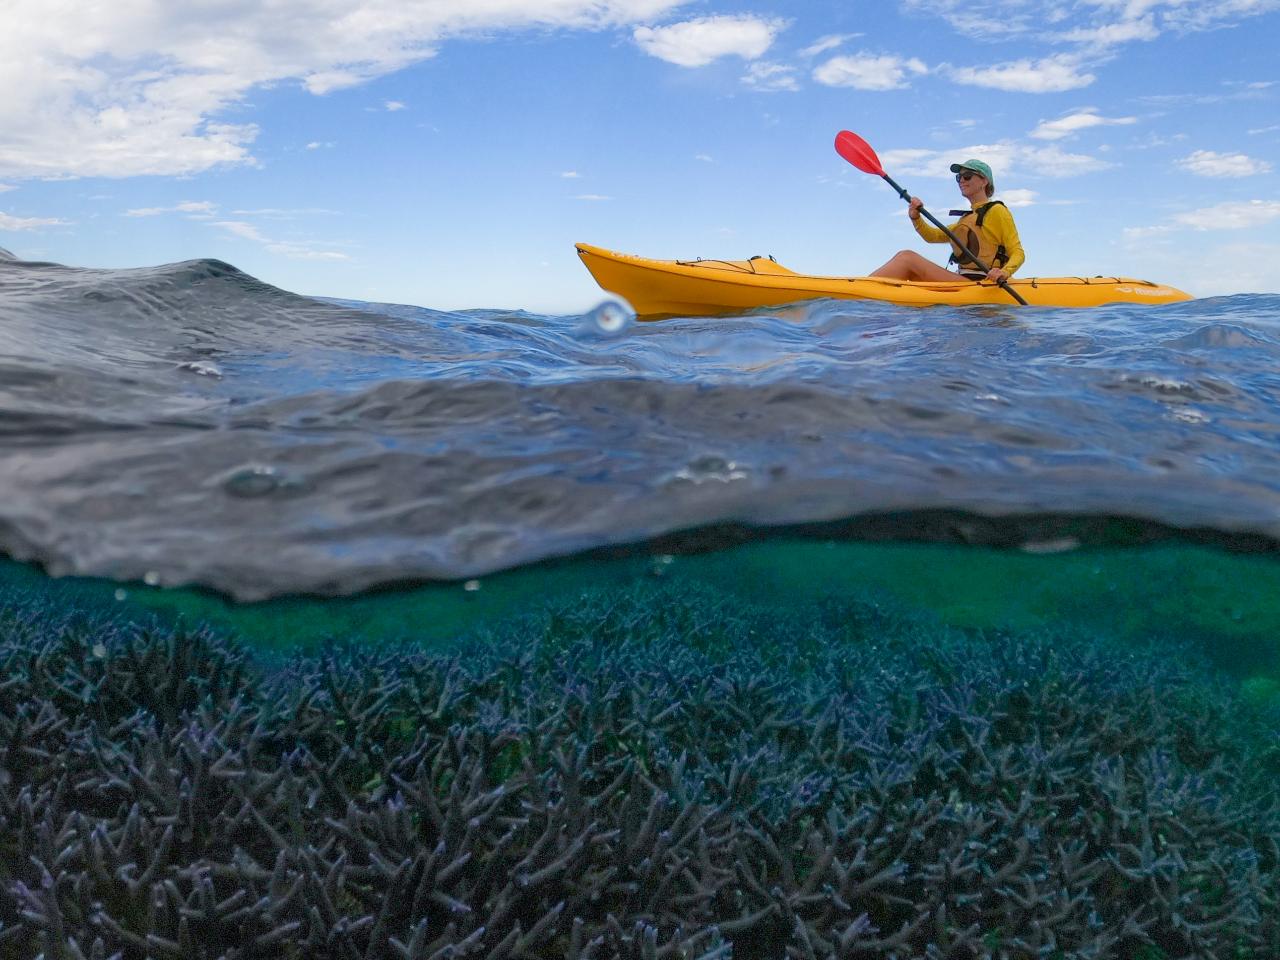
[2,248,1280,958]
[2,250,1279,600]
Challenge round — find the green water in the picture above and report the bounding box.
[6,538,1279,697]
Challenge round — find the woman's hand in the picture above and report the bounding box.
[908,197,923,221]
[986,267,1009,284]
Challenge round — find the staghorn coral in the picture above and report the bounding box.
[0,582,1277,959]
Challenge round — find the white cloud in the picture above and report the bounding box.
[900,0,1042,38]
[213,219,349,260]
[573,194,611,201]
[798,34,860,58]
[1173,200,1280,230]
[741,61,800,92]
[384,100,406,111]
[0,184,14,193]
[0,211,66,230]
[1060,15,1159,46]
[0,0,689,180]
[1125,200,1280,241]
[230,207,338,217]
[1183,242,1280,296]
[1122,223,1175,239]
[634,15,785,67]
[880,142,1111,180]
[950,54,1095,93]
[124,200,217,217]
[694,153,713,162]
[813,53,928,91]
[1176,150,1273,177]
[1031,109,1137,140]
[997,188,1038,207]
[1249,124,1280,135]
[560,171,581,178]
[903,0,1279,42]
[1158,0,1280,32]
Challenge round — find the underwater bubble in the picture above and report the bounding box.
[463,579,481,592]
[583,299,634,336]
[1129,374,1197,397]
[1020,538,1081,555]
[216,464,311,499]
[649,554,675,577]
[143,571,160,586]
[114,588,128,601]
[177,360,223,379]
[667,455,749,485]
[222,466,281,498]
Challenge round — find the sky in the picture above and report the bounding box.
[1,0,1278,312]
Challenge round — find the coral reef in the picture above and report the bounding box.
[1,583,1277,959]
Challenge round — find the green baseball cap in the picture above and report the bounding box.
[949,158,993,186]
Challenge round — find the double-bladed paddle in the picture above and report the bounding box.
[834,130,1028,306]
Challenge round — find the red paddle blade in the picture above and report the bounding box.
[834,130,884,176]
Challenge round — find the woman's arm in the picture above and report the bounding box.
[909,198,951,244]
[987,204,1025,276]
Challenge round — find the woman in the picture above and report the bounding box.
[870,159,1024,283]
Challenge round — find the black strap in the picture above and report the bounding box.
[975,200,1005,228]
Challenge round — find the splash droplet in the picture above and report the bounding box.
[143,571,160,586]
[584,300,634,335]
[463,579,481,592]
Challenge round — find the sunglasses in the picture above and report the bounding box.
[955,171,981,182]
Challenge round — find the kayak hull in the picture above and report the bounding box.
[576,243,1193,317]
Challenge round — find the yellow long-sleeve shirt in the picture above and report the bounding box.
[913,201,1026,276]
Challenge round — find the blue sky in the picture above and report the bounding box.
[1,0,1278,311]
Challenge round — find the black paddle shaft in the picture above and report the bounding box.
[880,172,1028,306]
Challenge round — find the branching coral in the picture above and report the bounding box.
[1,583,1276,959]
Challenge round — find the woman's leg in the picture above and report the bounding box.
[870,250,962,281]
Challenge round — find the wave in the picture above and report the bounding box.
[2,252,1280,598]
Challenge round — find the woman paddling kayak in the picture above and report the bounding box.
[870,158,1025,285]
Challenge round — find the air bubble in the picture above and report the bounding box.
[216,465,311,499]
[668,455,749,485]
[1020,538,1080,555]
[222,465,281,498]
[177,360,223,379]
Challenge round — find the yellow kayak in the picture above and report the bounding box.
[576,243,1192,317]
